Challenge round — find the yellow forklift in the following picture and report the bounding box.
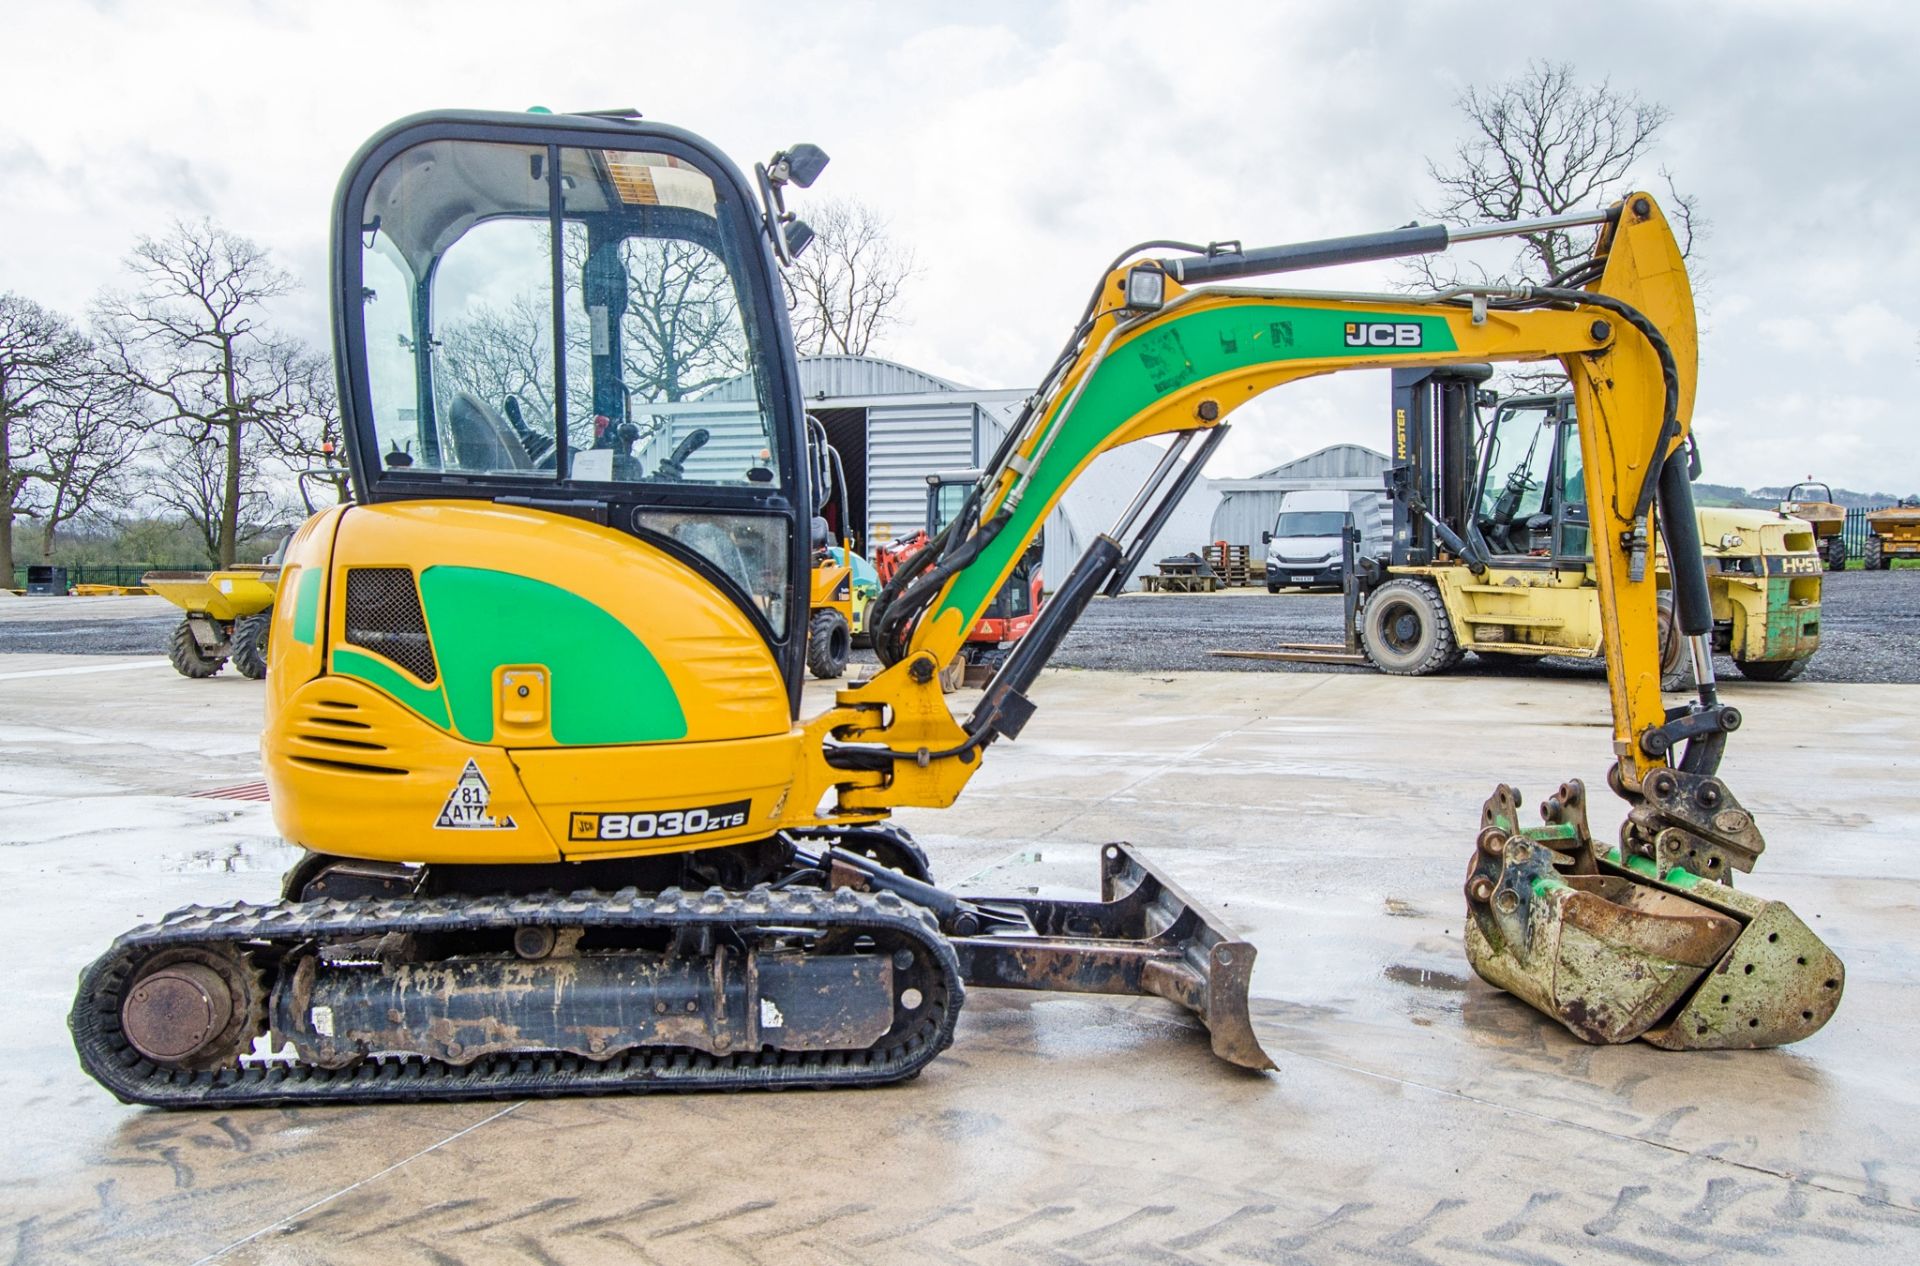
[803,416,871,678]
[1252,367,1822,685]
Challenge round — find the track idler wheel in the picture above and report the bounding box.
[119,946,263,1071]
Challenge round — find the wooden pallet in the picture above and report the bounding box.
[1207,543,1253,587]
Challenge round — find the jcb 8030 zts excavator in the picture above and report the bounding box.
[72,109,1840,1107]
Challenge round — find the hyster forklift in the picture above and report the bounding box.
[1344,367,1822,683]
[72,109,1842,1108]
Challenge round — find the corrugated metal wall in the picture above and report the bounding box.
[864,401,977,543]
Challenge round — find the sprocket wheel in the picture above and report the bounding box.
[118,944,266,1071]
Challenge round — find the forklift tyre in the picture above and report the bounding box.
[168,618,225,679]
[232,611,271,680]
[1734,656,1812,683]
[1359,579,1461,675]
[1655,592,1692,692]
[806,610,851,679]
[1824,534,1848,571]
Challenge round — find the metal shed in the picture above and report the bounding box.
[1208,444,1392,554]
[704,354,1219,590]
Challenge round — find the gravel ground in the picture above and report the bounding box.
[5,569,1917,683]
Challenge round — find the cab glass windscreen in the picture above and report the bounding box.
[356,138,778,485]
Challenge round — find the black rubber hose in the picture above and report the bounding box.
[1527,286,1679,525]
[1656,455,1712,638]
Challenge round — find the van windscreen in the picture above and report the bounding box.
[1274,511,1347,536]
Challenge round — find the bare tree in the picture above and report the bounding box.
[0,293,137,580]
[93,218,331,565]
[784,199,914,356]
[31,363,141,558]
[1411,61,1703,290]
[141,431,281,563]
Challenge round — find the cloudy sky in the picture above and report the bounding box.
[2,0,1915,495]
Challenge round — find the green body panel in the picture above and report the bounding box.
[932,307,1458,627]
[291,568,323,645]
[331,646,452,729]
[1746,578,1819,662]
[328,567,687,746]
[417,567,686,746]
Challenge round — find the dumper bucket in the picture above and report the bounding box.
[1464,783,1844,1048]
[946,843,1275,1070]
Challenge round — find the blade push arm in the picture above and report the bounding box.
[821,196,1718,824]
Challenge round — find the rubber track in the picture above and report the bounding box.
[70,885,964,1109]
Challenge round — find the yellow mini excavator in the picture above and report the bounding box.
[72,109,1841,1107]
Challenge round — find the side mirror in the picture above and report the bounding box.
[1261,530,1272,544]
[784,220,816,258]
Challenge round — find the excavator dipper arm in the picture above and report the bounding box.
[820,194,1840,1051]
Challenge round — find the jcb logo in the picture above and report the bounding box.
[1345,322,1423,348]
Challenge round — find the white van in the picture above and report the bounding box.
[1262,490,1353,591]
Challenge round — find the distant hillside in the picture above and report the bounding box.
[1751,485,1912,509]
[1692,481,1913,510]
[1692,482,1770,509]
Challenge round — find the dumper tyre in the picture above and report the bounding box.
[1656,592,1691,691]
[232,611,271,680]
[1359,579,1461,675]
[168,618,224,679]
[1734,656,1812,682]
[1824,534,1847,571]
[806,609,851,679]
[1864,535,1887,570]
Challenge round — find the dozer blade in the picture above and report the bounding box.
[948,843,1275,1070]
[1464,783,1845,1048]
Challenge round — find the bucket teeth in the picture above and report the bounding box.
[1464,782,1843,1049]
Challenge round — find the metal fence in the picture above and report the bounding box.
[9,563,204,591]
[1842,508,1893,558]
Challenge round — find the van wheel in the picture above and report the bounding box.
[1824,535,1847,571]
[806,610,851,679]
[1656,592,1692,691]
[1735,656,1812,682]
[1359,579,1461,675]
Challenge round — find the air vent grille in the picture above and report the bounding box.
[344,568,437,683]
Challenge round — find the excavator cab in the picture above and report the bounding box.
[339,112,814,697]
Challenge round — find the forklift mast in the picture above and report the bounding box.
[1386,364,1494,567]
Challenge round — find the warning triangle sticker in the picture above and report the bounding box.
[434,759,517,830]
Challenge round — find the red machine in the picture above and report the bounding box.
[874,470,1044,688]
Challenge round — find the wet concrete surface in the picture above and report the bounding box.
[4,656,1919,1263]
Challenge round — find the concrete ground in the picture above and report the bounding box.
[3,655,1918,1264]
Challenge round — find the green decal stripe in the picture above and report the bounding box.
[332,646,451,729]
[292,568,323,645]
[933,307,1457,625]
[418,566,686,746]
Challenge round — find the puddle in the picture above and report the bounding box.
[162,836,302,875]
[1384,964,1471,993]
